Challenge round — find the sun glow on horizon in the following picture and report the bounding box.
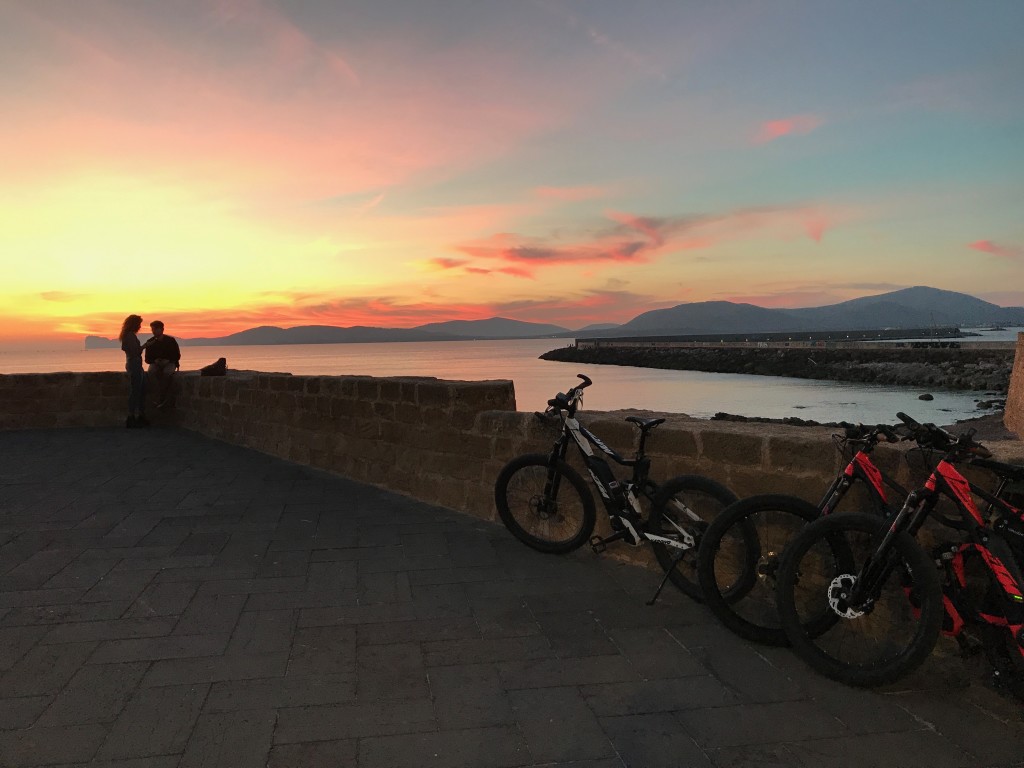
[1,1,1023,347]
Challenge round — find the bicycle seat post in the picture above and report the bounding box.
[635,424,649,463]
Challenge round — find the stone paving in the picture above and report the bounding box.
[1,427,1022,768]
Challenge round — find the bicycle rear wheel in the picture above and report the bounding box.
[647,475,738,601]
[776,512,943,687]
[697,494,820,645]
[494,453,596,554]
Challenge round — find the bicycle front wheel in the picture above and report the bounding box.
[648,475,738,601]
[494,453,596,554]
[697,494,820,646]
[776,512,943,687]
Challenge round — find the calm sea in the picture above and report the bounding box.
[2,329,1019,425]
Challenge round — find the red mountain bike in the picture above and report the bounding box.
[696,422,909,645]
[775,413,1024,696]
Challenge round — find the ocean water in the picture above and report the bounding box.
[2,331,1018,425]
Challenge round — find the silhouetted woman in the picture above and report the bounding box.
[119,314,148,428]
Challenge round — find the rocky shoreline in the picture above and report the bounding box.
[540,345,1013,392]
[705,411,1017,442]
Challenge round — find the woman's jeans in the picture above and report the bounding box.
[127,360,146,416]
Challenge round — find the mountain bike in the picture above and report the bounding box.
[775,413,1024,694]
[695,422,908,646]
[493,373,741,602]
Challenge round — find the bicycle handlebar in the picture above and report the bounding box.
[895,411,991,459]
[840,422,901,444]
[545,373,593,415]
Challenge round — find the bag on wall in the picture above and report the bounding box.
[200,358,227,377]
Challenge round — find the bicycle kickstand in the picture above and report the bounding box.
[646,550,685,606]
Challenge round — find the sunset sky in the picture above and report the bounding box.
[2,0,1023,348]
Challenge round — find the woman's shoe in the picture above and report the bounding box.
[136,414,151,428]
[125,415,137,428]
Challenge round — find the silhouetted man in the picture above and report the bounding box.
[143,320,181,409]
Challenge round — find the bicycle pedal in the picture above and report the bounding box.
[590,536,607,554]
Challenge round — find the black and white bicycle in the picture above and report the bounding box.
[493,374,741,602]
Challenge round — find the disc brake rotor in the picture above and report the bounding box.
[827,574,865,619]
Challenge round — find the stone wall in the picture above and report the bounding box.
[0,372,128,429]
[1005,332,1024,437]
[170,372,517,516]
[2,368,1021,551]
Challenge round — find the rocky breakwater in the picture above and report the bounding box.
[541,345,1014,392]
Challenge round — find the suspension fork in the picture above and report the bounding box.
[849,491,928,605]
[541,433,572,506]
[817,475,850,515]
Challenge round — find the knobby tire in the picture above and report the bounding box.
[648,475,738,601]
[697,494,821,646]
[494,453,596,553]
[776,512,943,687]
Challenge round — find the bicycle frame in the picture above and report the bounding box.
[816,434,905,517]
[544,411,696,551]
[853,452,1024,658]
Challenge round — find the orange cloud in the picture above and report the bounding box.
[968,240,1023,259]
[55,286,675,338]
[753,114,824,144]
[425,257,533,279]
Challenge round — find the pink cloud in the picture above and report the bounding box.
[457,237,652,275]
[968,240,1023,260]
[753,114,824,144]
[534,185,613,202]
[0,3,616,206]
[802,211,830,242]
[452,204,848,278]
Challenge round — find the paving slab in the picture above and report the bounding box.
[0,427,1021,767]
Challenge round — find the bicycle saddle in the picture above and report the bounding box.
[626,416,665,431]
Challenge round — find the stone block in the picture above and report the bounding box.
[452,381,516,411]
[722,466,820,502]
[418,406,452,427]
[394,401,422,424]
[379,379,402,401]
[476,409,528,436]
[416,382,451,408]
[346,418,380,440]
[700,429,766,467]
[338,377,362,397]
[331,397,361,418]
[373,401,396,420]
[649,427,699,459]
[357,378,381,401]
[767,435,838,475]
[398,380,420,404]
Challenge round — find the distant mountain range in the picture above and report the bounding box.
[609,286,1024,338]
[84,286,1024,349]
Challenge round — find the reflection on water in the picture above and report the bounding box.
[2,335,1010,424]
